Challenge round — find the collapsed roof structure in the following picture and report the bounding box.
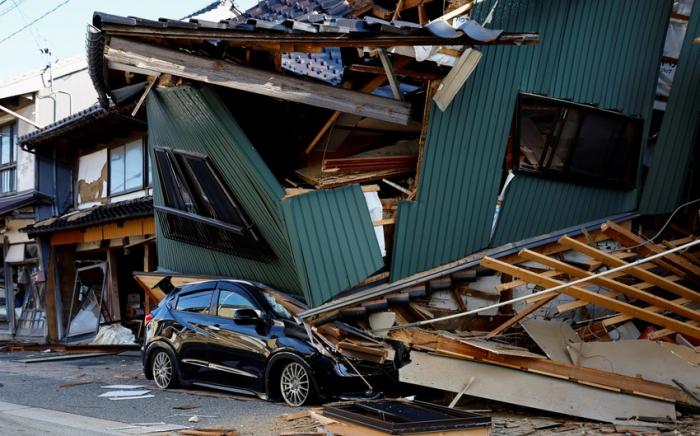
[19,0,700,423]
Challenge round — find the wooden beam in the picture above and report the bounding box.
[304,57,412,154]
[520,249,700,323]
[602,296,690,327]
[602,221,700,285]
[348,64,445,80]
[378,48,405,101]
[485,294,557,339]
[559,236,700,303]
[106,37,411,125]
[408,330,688,404]
[481,256,700,339]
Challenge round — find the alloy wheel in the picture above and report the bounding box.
[280,362,310,406]
[152,350,173,389]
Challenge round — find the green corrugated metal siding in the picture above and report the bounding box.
[391,0,671,280]
[281,185,383,305]
[639,6,700,214]
[147,86,382,304]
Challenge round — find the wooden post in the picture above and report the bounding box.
[107,249,122,321]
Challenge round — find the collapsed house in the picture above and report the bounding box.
[10,0,700,423]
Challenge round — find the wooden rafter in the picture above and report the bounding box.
[105,37,412,125]
[480,256,700,339]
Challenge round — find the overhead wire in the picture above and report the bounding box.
[12,0,45,54]
[0,0,25,18]
[0,0,71,46]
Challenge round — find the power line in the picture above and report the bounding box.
[12,0,43,53]
[0,0,71,46]
[0,0,26,17]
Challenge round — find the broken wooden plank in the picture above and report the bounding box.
[433,48,482,111]
[558,236,700,304]
[106,37,412,125]
[601,296,690,327]
[601,221,700,285]
[322,155,418,173]
[448,376,475,408]
[406,330,688,404]
[481,256,700,339]
[485,294,557,340]
[520,249,700,323]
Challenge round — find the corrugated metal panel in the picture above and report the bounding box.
[147,85,303,297]
[391,0,671,280]
[147,86,381,304]
[281,185,383,305]
[639,6,700,214]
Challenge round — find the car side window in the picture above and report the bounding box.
[217,289,259,319]
[175,290,214,314]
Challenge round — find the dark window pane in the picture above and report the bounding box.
[568,113,630,179]
[185,156,246,227]
[154,148,185,210]
[516,94,640,189]
[175,290,213,314]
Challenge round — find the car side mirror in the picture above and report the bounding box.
[234,308,260,324]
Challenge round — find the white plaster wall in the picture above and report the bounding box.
[34,68,97,125]
[15,105,36,193]
[4,218,33,244]
[77,149,108,208]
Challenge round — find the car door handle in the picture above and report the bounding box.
[209,325,221,332]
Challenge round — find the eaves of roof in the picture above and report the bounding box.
[18,104,105,149]
[21,196,154,235]
[0,190,52,216]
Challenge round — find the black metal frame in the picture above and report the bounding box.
[323,400,491,434]
[153,147,276,264]
[514,92,643,190]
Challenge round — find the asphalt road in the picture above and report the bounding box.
[0,349,299,435]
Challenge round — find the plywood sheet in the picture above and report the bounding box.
[522,319,581,364]
[400,351,675,423]
[567,340,700,388]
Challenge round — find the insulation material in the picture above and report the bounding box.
[92,324,137,345]
[364,191,386,256]
[655,0,694,110]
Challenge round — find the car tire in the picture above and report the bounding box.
[151,348,180,389]
[279,361,313,406]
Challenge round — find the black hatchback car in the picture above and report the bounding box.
[142,279,395,406]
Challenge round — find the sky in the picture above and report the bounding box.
[0,0,239,81]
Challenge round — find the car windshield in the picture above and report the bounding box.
[262,292,293,320]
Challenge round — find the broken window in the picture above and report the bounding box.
[0,122,17,194]
[109,137,151,196]
[153,147,275,263]
[515,93,642,189]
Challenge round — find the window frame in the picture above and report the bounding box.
[513,93,643,190]
[108,136,152,197]
[173,289,215,315]
[0,122,18,195]
[153,146,275,263]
